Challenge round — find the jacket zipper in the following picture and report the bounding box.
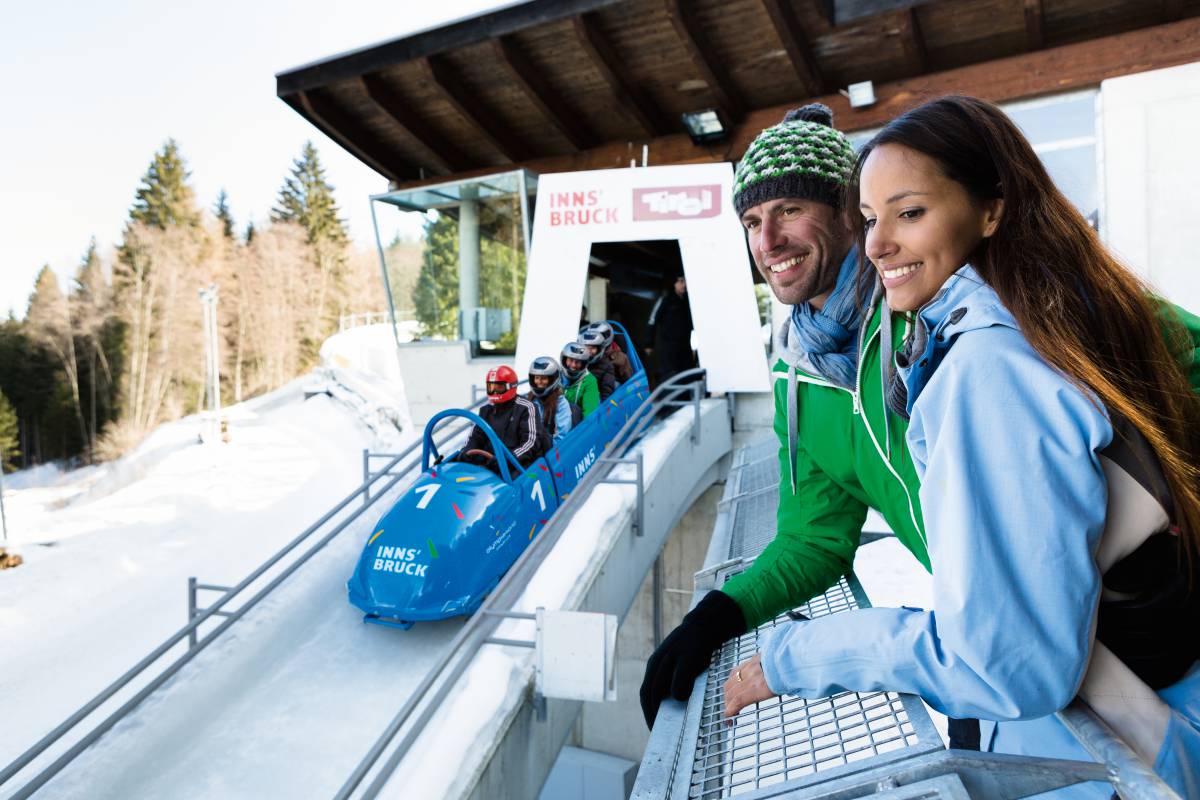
[859,304,927,549]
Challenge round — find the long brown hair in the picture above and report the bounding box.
[852,95,1200,568]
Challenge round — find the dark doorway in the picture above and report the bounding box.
[585,240,692,386]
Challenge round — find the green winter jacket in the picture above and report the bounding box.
[722,297,1200,630]
[563,373,600,417]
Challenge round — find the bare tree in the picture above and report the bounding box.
[26,266,89,458]
[111,223,208,446]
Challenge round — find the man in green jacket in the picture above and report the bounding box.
[639,103,1200,742]
[640,102,927,728]
[561,341,599,417]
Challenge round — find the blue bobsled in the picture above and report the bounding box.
[347,323,649,628]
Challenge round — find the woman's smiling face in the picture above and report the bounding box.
[859,143,1003,312]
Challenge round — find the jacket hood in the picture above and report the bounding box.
[897,265,1017,412]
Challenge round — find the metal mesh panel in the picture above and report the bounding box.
[687,577,922,799]
[730,488,779,560]
[736,457,778,498]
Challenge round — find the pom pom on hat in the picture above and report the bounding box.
[782,103,834,128]
[732,102,854,216]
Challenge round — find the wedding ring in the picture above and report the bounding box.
[735,669,743,683]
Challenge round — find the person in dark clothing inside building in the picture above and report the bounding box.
[646,275,695,384]
[578,328,617,400]
[461,365,549,470]
[586,321,633,382]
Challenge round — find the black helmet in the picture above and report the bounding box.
[561,342,590,382]
[577,329,606,363]
[587,321,614,350]
[528,357,561,397]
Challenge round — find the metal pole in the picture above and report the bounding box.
[652,553,664,647]
[187,577,197,650]
[691,382,701,444]
[362,449,371,506]
[636,452,645,538]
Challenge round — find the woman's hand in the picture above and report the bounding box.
[723,654,777,720]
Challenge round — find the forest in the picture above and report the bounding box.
[0,140,411,471]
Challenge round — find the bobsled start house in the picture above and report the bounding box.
[270,2,1200,799]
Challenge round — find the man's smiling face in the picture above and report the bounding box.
[740,197,850,309]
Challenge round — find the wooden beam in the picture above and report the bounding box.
[663,0,746,120]
[1024,0,1044,51]
[759,0,824,96]
[492,36,596,151]
[572,13,673,137]
[360,75,472,174]
[896,8,928,74]
[289,91,408,181]
[277,0,625,96]
[827,0,925,26]
[1162,0,1184,22]
[389,17,1200,191]
[419,56,530,164]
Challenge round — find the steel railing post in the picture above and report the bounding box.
[652,553,664,647]
[690,382,701,445]
[187,577,197,650]
[362,449,371,506]
[633,452,645,537]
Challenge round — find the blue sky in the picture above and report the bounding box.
[0,0,519,318]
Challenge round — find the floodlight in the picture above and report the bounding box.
[681,108,729,145]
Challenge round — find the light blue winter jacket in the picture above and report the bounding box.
[758,265,1200,797]
[531,390,573,441]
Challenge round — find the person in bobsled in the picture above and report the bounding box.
[526,357,578,441]
[460,365,550,470]
[561,342,600,417]
[578,328,617,400]
[586,321,633,382]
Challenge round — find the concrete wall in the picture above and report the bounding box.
[1102,60,1200,312]
[567,392,774,765]
[571,482,725,762]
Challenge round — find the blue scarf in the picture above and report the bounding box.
[774,246,863,389]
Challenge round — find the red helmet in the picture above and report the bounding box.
[485,365,519,404]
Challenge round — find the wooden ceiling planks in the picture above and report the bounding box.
[493,35,598,151]
[275,0,1200,181]
[572,10,675,137]
[663,0,747,120]
[758,0,826,97]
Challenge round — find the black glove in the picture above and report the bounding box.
[640,590,746,728]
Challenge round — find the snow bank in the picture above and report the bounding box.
[0,383,392,776]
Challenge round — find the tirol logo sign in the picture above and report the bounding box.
[632,185,722,221]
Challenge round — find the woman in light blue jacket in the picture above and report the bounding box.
[724,96,1200,797]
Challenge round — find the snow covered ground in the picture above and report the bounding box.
[0,369,448,799]
[0,382,942,800]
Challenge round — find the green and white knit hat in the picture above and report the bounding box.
[733,103,856,216]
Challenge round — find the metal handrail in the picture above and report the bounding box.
[335,368,709,800]
[0,398,492,797]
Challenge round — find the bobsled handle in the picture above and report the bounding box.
[422,408,522,483]
[606,320,643,375]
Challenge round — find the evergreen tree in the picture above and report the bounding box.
[213,189,235,239]
[413,213,460,339]
[128,139,201,229]
[244,221,256,244]
[271,141,347,245]
[0,389,19,471]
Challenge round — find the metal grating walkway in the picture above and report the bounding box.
[633,437,1176,800]
[677,440,941,799]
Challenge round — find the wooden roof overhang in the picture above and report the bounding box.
[276,0,1200,189]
